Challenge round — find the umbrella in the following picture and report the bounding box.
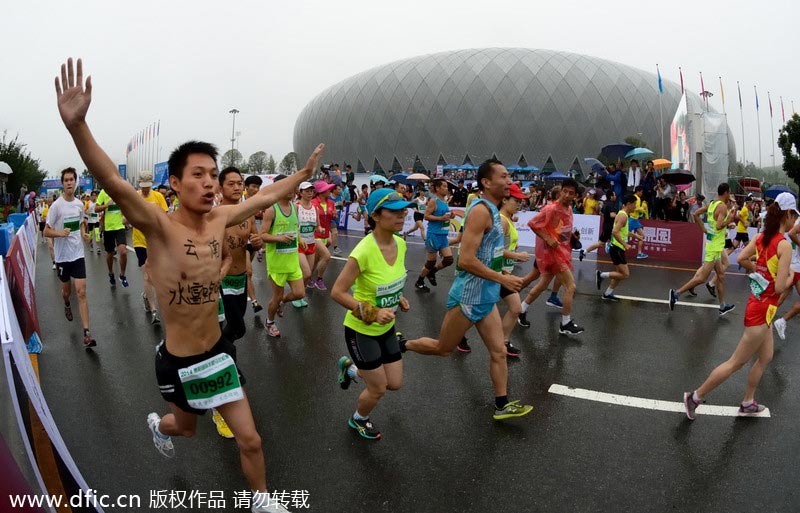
[442,164,459,170]
[520,166,540,172]
[369,174,389,184]
[390,173,412,185]
[652,158,672,170]
[624,147,654,159]
[601,143,635,160]
[660,170,696,185]
[407,173,430,181]
[583,158,605,173]
[546,171,570,180]
[765,184,794,199]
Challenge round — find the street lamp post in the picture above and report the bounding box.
[229,109,239,152]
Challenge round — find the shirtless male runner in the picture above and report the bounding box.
[55,57,323,513]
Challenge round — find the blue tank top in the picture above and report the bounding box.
[427,198,451,235]
[448,199,504,305]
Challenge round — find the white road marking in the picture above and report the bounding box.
[613,294,722,309]
[548,384,770,418]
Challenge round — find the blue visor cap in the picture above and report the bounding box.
[366,189,417,215]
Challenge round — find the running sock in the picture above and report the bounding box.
[548,291,558,300]
[692,391,701,403]
[741,400,754,407]
[153,421,170,440]
[83,328,90,336]
[605,287,614,295]
[267,319,274,325]
[252,491,270,507]
[520,301,530,314]
[353,411,369,421]
[495,396,509,410]
[561,315,571,325]
[601,272,611,279]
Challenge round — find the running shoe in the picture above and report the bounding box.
[456,337,471,353]
[686,288,698,297]
[151,310,161,325]
[601,293,620,302]
[738,401,767,417]
[256,249,264,263]
[683,391,702,420]
[505,342,521,357]
[306,282,314,290]
[493,400,533,420]
[604,242,611,254]
[251,498,291,513]
[774,317,787,340]
[291,299,305,308]
[517,312,530,328]
[719,303,736,316]
[337,356,356,389]
[142,292,152,313]
[300,298,309,307]
[396,331,408,353]
[52,263,57,270]
[120,275,129,287]
[146,413,175,458]
[595,270,603,290]
[314,278,327,290]
[252,300,263,313]
[415,280,430,293]
[579,249,585,262]
[668,289,678,311]
[705,283,717,297]
[559,320,584,335]
[636,253,649,259]
[546,296,563,308]
[427,272,437,287]
[211,409,234,438]
[348,416,381,440]
[266,323,281,338]
[64,304,73,321]
[332,247,343,256]
[109,273,116,288]
[83,332,97,348]
[96,248,101,255]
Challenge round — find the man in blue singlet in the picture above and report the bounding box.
[414,178,455,292]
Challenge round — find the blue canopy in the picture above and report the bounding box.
[765,184,794,199]
[546,171,570,180]
[520,166,540,172]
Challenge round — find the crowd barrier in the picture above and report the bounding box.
[1,213,102,512]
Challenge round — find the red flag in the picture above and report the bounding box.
[679,67,684,95]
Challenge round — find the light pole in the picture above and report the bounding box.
[229,109,239,152]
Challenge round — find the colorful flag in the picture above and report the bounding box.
[679,67,684,95]
[656,64,663,94]
[737,81,742,108]
[768,91,773,118]
[781,96,786,123]
[718,77,725,106]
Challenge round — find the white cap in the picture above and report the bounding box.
[299,181,314,190]
[775,192,800,215]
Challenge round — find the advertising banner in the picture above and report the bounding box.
[3,238,40,344]
[638,219,704,262]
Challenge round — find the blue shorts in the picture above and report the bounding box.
[425,233,450,253]
[628,218,643,231]
[445,299,495,323]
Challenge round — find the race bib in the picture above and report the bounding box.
[299,223,316,243]
[375,275,406,310]
[178,353,243,410]
[748,272,770,299]
[275,231,298,253]
[64,214,81,231]
[221,274,247,295]
[491,246,504,272]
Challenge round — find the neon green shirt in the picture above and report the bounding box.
[265,203,300,274]
[343,234,407,336]
[96,189,124,231]
[500,213,519,272]
[611,210,629,250]
[706,200,727,252]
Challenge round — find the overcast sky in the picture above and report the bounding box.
[2,0,797,176]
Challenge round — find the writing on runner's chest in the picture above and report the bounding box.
[160,235,223,307]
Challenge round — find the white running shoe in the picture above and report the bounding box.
[147,413,175,458]
[774,317,787,340]
[251,495,292,513]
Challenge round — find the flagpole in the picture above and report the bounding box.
[657,64,664,157]
[755,85,762,169]
[768,92,775,169]
[737,82,746,164]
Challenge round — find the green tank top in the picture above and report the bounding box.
[706,200,727,252]
[611,210,629,250]
[500,213,519,272]
[265,203,299,273]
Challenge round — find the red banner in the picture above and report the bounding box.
[4,237,40,342]
[632,219,704,262]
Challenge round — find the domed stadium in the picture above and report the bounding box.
[293,47,733,175]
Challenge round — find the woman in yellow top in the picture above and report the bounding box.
[331,189,436,440]
[582,190,600,215]
[497,184,530,356]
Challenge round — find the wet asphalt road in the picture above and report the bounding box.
[33,231,800,513]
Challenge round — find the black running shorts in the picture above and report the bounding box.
[103,229,127,253]
[345,325,402,371]
[56,258,86,283]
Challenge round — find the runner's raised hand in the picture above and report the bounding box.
[55,58,92,130]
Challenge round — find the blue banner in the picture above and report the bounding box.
[118,164,127,180]
[154,161,169,186]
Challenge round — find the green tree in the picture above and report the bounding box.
[777,113,800,188]
[624,136,649,149]
[221,149,244,169]
[266,154,277,173]
[247,151,269,174]
[1,133,47,204]
[278,152,297,174]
